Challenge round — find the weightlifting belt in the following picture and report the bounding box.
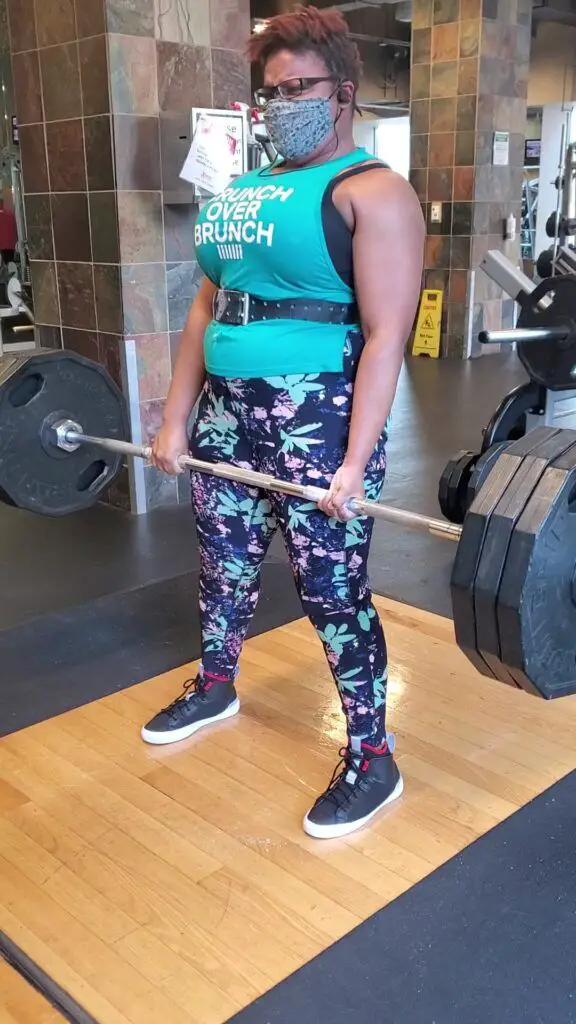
[213,289,359,327]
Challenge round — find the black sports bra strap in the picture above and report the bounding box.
[331,159,390,185]
[321,160,391,290]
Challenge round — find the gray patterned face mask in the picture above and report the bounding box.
[263,97,334,162]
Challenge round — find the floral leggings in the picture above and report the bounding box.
[189,333,389,746]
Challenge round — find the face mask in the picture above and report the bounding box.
[263,97,334,162]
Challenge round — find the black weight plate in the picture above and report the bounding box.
[438,450,468,518]
[516,276,576,391]
[0,348,129,516]
[438,454,459,518]
[535,248,553,279]
[451,427,561,683]
[472,428,576,686]
[497,434,576,698]
[438,450,476,524]
[467,442,510,510]
[481,380,544,454]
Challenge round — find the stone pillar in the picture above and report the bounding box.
[410,0,532,357]
[8,0,250,511]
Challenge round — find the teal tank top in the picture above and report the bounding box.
[194,148,377,379]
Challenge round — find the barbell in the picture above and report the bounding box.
[1,348,576,702]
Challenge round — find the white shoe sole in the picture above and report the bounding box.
[302,774,404,840]
[141,698,240,746]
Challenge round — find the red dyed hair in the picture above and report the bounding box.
[247,5,362,89]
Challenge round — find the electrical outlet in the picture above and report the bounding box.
[431,202,442,224]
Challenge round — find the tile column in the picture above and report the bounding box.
[410,0,532,357]
[8,0,250,511]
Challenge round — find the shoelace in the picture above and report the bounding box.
[161,674,208,719]
[320,746,371,811]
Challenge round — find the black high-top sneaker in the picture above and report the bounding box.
[303,736,403,839]
[141,671,239,745]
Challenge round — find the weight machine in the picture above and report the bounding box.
[439,249,576,524]
[535,139,576,280]
[0,151,34,356]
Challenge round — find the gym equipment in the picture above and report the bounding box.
[1,347,576,702]
[438,382,545,526]
[481,381,545,452]
[545,212,576,240]
[536,247,553,279]
[437,450,476,525]
[514,277,576,391]
[0,349,128,515]
[480,275,576,391]
[0,273,34,355]
[467,441,509,510]
[451,427,576,699]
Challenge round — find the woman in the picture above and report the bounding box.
[142,6,425,840]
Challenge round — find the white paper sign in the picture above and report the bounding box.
[192,108,247,177]
[179,114,232,195]
[493,130,510,167]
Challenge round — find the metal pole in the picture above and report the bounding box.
[479,325,569,346]
[63,428,462,542]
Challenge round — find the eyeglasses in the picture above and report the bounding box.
[254,76,336,108]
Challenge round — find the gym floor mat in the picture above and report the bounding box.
[230,770,576,1024]
[1,600,576,1023]
[0,562,303,737]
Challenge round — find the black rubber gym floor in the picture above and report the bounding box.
[229,770,576,1024]
[0,561,302,737]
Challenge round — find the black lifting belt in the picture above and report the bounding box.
[213,289,359,327]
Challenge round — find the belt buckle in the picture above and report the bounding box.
[213,290,249,326]
[213,289,227,322]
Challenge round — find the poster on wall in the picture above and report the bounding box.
[180,108,247,196]
[492,130,510,166]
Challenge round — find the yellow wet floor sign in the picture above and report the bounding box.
[413,289,443,358]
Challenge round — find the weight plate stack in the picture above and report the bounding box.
[451,427,561,685]
[496,435,576,698]
[471,429,576,687]
[438,450,477,525]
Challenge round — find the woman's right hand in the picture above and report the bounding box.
[150,421,189,475]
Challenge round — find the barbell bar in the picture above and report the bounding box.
[479,325,570,346]
[55,420,463,543]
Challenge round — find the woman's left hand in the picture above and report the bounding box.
[317,463,365,522]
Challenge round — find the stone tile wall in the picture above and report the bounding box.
[410,0,531,357]
[8,0,250,510]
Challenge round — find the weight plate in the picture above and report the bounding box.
[0,348,129,516]
[451,427,561,683]
[472,428,576,686]
[438,450,476,524]
[535,249,553,279]
[497,434,576,698]
[481,380,544,454]
[467,442,510,510]
[516,276,576,390]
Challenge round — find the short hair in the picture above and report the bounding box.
[247,5,362,90]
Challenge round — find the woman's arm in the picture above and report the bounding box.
[319,171,425,519]
[151,277,216,474]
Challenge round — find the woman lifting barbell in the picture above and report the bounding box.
[142,5,425,839]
